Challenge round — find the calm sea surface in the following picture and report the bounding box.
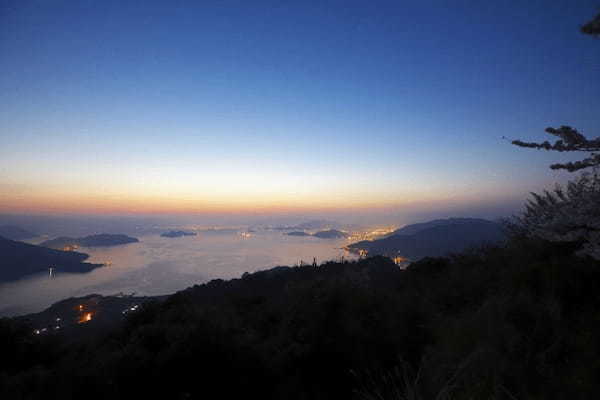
[0,230,354,316]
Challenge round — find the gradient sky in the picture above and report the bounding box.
[1,0,599,216]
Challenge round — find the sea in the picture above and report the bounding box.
[0,229,355,316]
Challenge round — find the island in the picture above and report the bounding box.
[286,231,311,237]
[312,229,349,239]
[160,230,197,238]
[40,234,139,250]
[0,236,101,283]
[286,229,348,238]
[272,220,337,231]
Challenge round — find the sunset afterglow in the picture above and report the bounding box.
[2,1,595,217]
[2,3,600,398]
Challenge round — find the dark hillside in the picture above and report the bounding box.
[349,219,505,259]
[390,217,497,236]
[0,236,100,283]
[2,236,600,399]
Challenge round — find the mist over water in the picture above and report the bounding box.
[0,210,511,317]
[0,230,354,316]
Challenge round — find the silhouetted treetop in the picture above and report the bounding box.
[582,12,600,35]
[512,126,600,171]
[511,12,600,172]
[513,172,600,260]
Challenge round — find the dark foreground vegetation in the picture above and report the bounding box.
[2,233,600,399]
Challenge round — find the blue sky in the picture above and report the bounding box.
[1,0,598,217]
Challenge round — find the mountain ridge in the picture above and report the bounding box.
[40,234,139,250]
[349,218,505,259]
[0,225,38,241]
[0,236,101,283]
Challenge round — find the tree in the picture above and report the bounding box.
[516,173,600,260]
[581,11,600,36]
[510,12,600,260]
[512,126,600,172]
[511,12,600,172]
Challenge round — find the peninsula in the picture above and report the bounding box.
[40,234,139,250]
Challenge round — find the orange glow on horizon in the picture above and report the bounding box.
[0,186,500,216]
[0,198,439,215]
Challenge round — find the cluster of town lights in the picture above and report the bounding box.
[77,304,93,323]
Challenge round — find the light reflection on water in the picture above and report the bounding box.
[0,231,354,316]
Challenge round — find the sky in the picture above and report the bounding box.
[1,0,599,219]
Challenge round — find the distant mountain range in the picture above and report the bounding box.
[40,234,139,250]
[160,230,197,238]
[348,218,505,260]
[312,229,348,239]
[274,220,338,231]
[0,225,38,241]
[286,229,348,239]
[295,220,337,230]
[0,236,101,283]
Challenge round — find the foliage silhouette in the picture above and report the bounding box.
[511,14,599,172]
[2,237,600,399]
